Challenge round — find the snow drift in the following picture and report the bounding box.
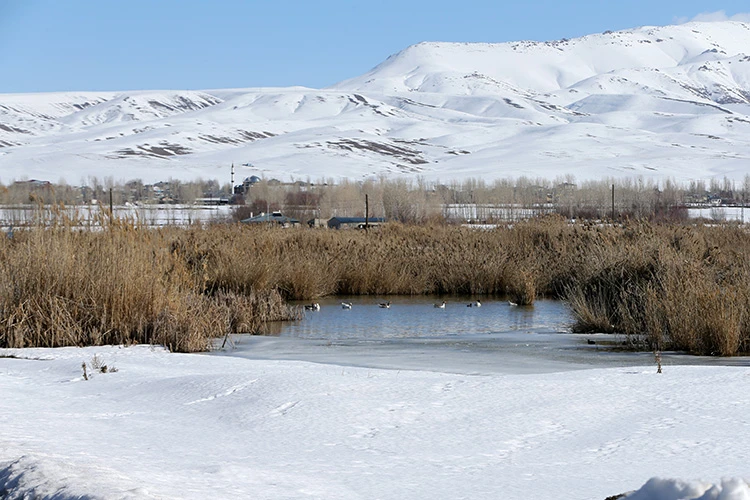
[2,345,750,499]
[627,477,750,500]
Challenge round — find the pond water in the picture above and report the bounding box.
[217,297,750,374]
[283,297,569,340]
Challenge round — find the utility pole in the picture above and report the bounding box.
[611,184,615,222]
[365,194,369,233]
[109,187,114,224]
[231,163,235,189]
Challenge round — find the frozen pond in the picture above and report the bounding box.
[220,297,750,374]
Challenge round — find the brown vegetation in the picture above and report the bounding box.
[562,222,750,355]
[1,215,749,355]
[0,221,300,353]
[179,217,750,355]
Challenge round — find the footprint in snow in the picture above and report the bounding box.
[273,401,300,416]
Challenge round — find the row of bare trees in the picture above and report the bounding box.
[242,174,750,223]
[2,174,749,224]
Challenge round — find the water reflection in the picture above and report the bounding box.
[221,297,750,375]
[280,297,571,340]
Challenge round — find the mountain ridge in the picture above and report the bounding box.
[2,20,750,184]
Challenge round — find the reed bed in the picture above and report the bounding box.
[183,218,572,299]
[1,216,749,355]
[0,223,300,352]
[171,217,749,355]
[561,222,750,355]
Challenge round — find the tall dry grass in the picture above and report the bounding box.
[0,222,299,352]
[172,221,546,299]
[179,217,750,355]
[563,222,750,355]
[2,216,749,355]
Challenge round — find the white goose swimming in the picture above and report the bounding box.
[341,302,353,309]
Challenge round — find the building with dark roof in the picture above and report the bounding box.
[327,216,385,229]
[241,212,300,227]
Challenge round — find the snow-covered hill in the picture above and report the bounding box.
[3,21,750,184]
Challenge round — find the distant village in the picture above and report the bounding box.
[3,173,750,227]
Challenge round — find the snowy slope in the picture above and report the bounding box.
[2,21,750,184]
[2,345,750,499]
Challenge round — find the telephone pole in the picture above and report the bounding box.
[365,194,369,232]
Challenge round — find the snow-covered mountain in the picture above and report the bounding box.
[3,21,750,184]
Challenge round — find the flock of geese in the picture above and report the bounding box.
[304,299,520,311]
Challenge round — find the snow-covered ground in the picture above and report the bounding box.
[0,204,234,229]
[688,206,748,222]
[2,344,750,499]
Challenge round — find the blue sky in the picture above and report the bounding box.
[1,0,749,93]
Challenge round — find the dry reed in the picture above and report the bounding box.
[2,215,749,355]
[563,222,750,355]
[0,223,300,352]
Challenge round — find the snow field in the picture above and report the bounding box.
[1,345,750,499]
